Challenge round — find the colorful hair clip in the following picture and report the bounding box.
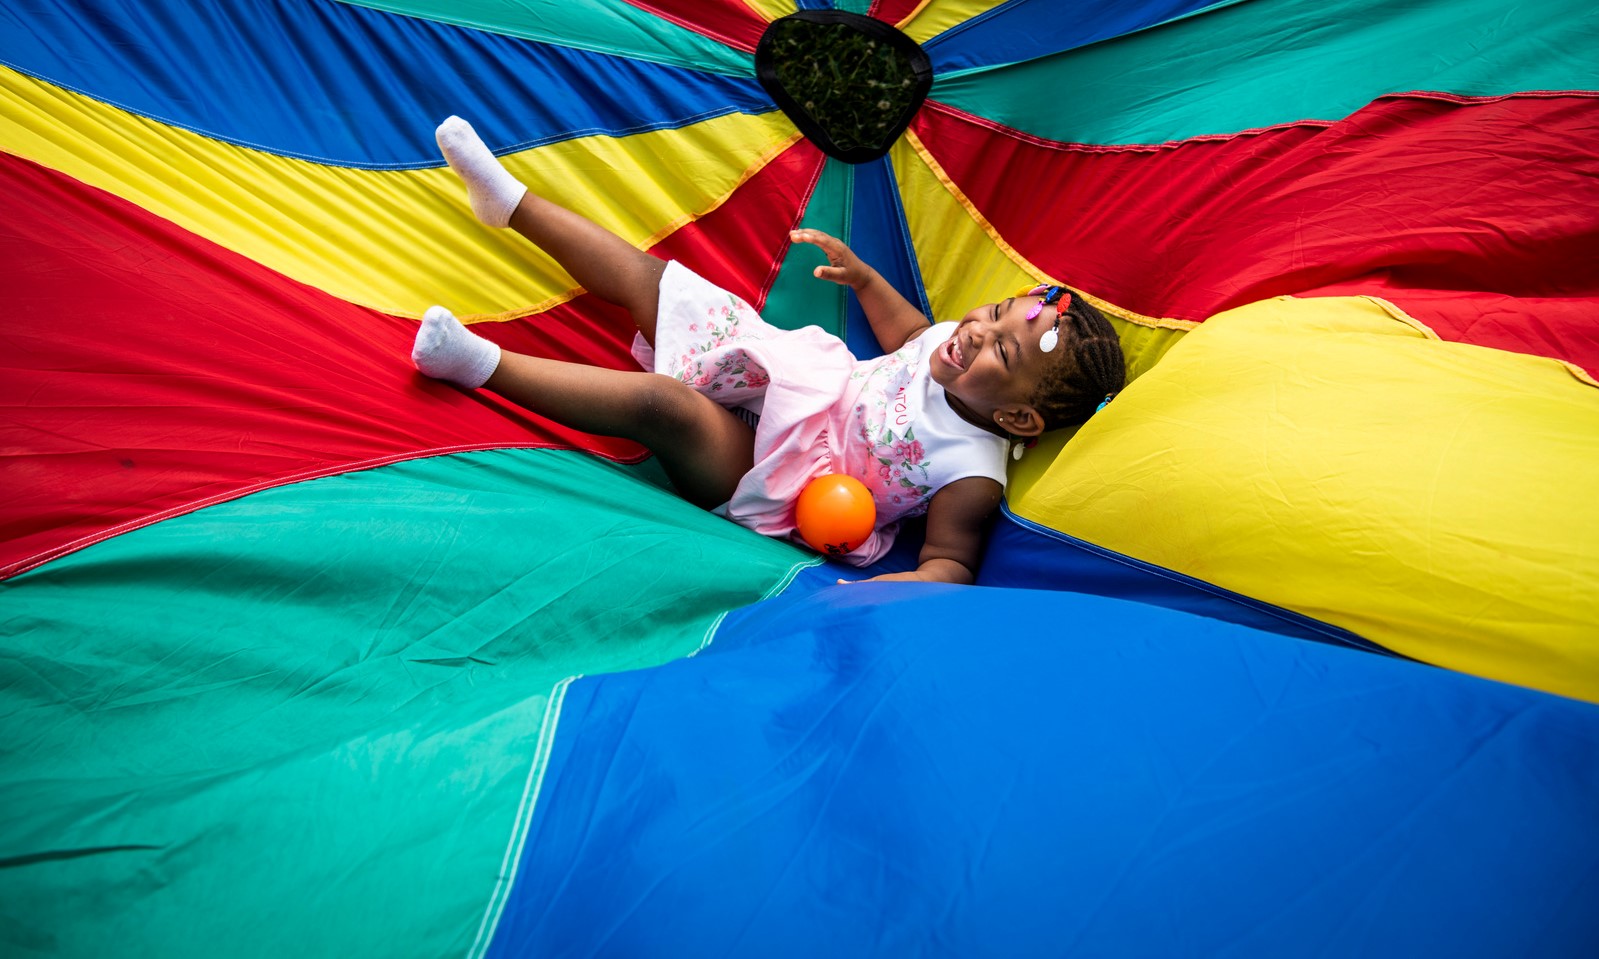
[1024,285,1071,353]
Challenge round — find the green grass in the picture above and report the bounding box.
[768,18,921,153]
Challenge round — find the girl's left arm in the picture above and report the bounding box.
[844,477,1001,585]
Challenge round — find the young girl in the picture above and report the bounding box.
[413,117,1124,585]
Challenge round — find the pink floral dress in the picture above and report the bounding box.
[633,261,1008,565]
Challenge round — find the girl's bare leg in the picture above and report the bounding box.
[429,118,746,501]
[436,116,664,344]
[487,351,752,507]
[413,307,753,507]
[506,195,664,345]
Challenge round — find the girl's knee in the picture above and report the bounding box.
[631,376,711,443]
[630,377,752,508]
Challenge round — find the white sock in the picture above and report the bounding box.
[412,306,501,388]
[435,115,527,228]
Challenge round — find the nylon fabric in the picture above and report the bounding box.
[340,0,754,75]
[1010,295,1599,702]
[5,2,1599,955]
[742,0,799,24]
[896,0,1007,44]
[762,155,853,337]
[980,506,1380,650]
[623,0,771,52]
[0,126,833,578]
[932,0,1599,144]
[430,131,821,325]
[890,132,1035,319]
[888,129,1187,383]
[920,0,1226,74]
[0,65,799,318]
[912,95,1599,373]
[0,0,772,168]
[641,138,829,318]
[871,0,927,24]
[843,152,931,356]
[0,448,816,958]
[486,584,1599,957]
[0,151,644,580]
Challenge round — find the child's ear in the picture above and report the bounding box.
[996,405,1044,437]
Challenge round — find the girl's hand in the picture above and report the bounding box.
[834,479,999,586]
[835,559,973,586]
[793,228,929,351]
[791,229,872,290]
[836,571,931,585]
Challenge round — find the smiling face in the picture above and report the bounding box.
[928,294,1057,435]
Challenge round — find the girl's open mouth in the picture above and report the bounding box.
[943,331,967,371]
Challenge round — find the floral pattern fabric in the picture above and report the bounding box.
[846,346,935,514]
[670,292,771,400]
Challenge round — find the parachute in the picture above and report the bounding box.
[3,1,1597,955]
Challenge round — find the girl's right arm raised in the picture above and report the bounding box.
[791,229,930,353]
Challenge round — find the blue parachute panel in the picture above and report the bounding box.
[488,584,1599,958]
[923,0,1226,75]
[843,152,931,356]
[0,0,773,168]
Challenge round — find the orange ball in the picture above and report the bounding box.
[795,474,877,556]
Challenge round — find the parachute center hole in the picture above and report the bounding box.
[755,12,933,165]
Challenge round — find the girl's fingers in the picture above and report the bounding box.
[792,228,838,251]
[796,230,854,284]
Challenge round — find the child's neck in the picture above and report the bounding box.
[943,391,1007,438]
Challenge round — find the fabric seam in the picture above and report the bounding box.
[0,444,649,581]
[464,673,579,959]
[900,124,1197,333]
[999,503,1390,653]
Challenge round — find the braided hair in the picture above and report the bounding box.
[1028,293,1126,429]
